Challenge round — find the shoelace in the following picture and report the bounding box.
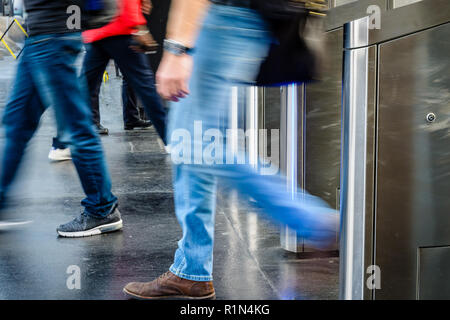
[156,271,172,284]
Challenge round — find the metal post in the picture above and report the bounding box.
[246,87,259,169]
[339,16,370,300]
[280,84,305,252]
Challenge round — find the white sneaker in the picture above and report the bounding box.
[48,147,72,161]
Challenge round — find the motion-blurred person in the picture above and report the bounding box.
[48,135,72,162]
[123,0,338,300]
[92,64,153,135]
[0,0,122,237]
[145,0,171,73]
[48,67,152,162]
[48,0,166,161]
[81,0,167,143]
[121,0,171,124]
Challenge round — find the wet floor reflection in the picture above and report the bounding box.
[0,60,338,300]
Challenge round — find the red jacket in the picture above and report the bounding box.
[83,0,147,43]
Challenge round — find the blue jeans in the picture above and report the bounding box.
[0,33,117,218]
[167,5,338,281]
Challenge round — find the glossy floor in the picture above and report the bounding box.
[0,57,338,300]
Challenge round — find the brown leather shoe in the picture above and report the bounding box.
[123,271,216,300]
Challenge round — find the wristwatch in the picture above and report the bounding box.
[163,39,194,56]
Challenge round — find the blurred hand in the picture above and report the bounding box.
[142,0,152,15]
[130,28,158,54]
[156,53,193,102]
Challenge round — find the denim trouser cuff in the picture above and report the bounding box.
[169,265,213,282]
[52,137,68,149]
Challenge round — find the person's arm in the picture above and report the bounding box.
[156,0,210,101]
[166,0,210,48]
[83,0,147,43]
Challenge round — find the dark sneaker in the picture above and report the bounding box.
[124,119,153,131]
[96,124,109,135]
[123,271,216,300]
[56,204,122,238]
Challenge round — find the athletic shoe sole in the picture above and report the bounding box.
[57,219,123,238]
[48,149,72,162]
[124,126,153,130]
[0,220,33,230]
[48,156,72,161]
[122,288,216,300]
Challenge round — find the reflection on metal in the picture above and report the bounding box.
[375,22,450,299]
[339,16,370,301]
[230,87,239,154]
[276,29,343,253]
[246,87,259,169]
[391,0,422,9]
[418,247,450,299]
[304,28,342,213]
[333,0,358,7]
[280,84,305,253]
[228,86,261,167]
[326,0,388,31]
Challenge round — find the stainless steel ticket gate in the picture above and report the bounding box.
[236,83,341,253]
[232,0,449,299]
[339,0,450,300]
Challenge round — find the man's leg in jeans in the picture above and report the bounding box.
[0,49,45,221]
[103,36,167,142]
[169,165,217,281]
[25,34,121,236]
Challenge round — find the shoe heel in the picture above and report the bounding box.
[99,220,123,234]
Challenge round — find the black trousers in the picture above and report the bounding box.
[84,35,167,142]
[122,0,171,122]
[121,77,144,125]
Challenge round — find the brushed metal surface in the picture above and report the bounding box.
[262,87,281,172]
[418,246,450,300]
[245,86,260,169]
[391,0,423,9]
[303,28,344,252]
[339,16,371,300]
[280,84,306,252]
[375,23,450,299]
[326,0,388,31]
[327,0,448,34]
[360,0,450,48]
[333,0,358,7]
